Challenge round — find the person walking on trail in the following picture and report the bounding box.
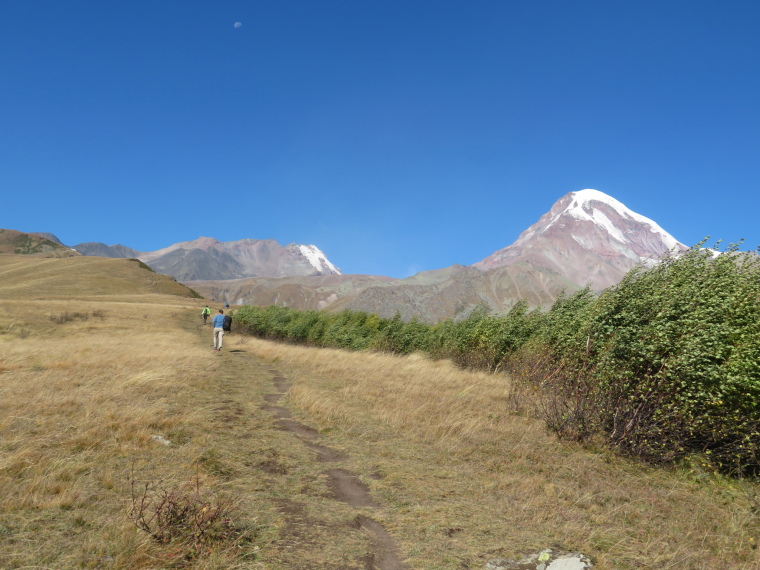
[201,305,211,325]
[212,309,225,351]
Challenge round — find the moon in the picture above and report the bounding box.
[234,22,242,29]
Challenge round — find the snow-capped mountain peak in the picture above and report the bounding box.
[556,189,680,250]
[79,237,343,281]
[474,189,687,290]
[293,244,342,275]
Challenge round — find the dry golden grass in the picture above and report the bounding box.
[0,297,234,568]
[1,254,759,569]
[0,257,381,568]
[247,340,760,569]
[0,254,199,300]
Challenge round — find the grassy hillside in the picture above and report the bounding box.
[0,254,201,300]
[0,255,757,568]
[0,229,77,256]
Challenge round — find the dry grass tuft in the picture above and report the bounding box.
[128,469,248,560]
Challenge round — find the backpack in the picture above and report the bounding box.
[222,315,232,332]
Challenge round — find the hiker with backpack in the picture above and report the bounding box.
[201,305,211,325]
[212,309,225,351]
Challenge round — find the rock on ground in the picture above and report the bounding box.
[486,548,592,570]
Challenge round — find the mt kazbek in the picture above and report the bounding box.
[473,189,686,290]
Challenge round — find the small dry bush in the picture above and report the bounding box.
[129,470,245,560]
[50,310,90,324]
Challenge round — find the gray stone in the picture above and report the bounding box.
[150,434,172,446]
[486,548,592,570]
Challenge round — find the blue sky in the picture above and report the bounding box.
[2,1,759,278]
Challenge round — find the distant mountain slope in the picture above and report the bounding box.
[329,263,577,322]
[139,237,342,281]
[474,189,686,289]
[73,236,342,281]
[30,232,65,246]
[71,242,142,258]
[0,229,78,257]
[326,189,686,321]
[188,273,395,310]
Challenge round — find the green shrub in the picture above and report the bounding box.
[543,243,760,473]
[321,310,377,350]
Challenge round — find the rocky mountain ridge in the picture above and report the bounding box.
[72,242,141,258]
[192,189,687,321]
[70,236,342,281]
[12,189,687,322]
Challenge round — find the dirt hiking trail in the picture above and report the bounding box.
[263,367,406,569]
[196,316,407,569]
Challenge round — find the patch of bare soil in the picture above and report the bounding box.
[304,440,345,463]
[326,469,380,508]
[263,367,407,570]
[355,515,408,570]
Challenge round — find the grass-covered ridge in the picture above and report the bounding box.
[0,254,201,299]
[0,228,74,256]
[235,243,760,474]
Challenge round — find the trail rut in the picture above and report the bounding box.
[264,368,407,570]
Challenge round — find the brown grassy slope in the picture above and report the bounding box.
[0,257,232,568]
[247,339,760,569]
[0,257,217,568]
[0,256,386,568]
[0,254,200,300]
[0,298,272,568]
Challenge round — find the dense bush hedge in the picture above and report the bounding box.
[233,243,760,474]
[233,305,433,354]
[543,244,760,473]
